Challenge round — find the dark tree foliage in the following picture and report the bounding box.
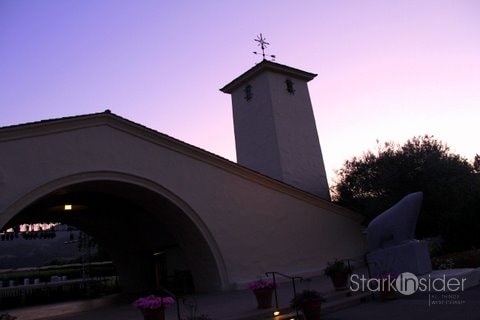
[474,154,480,173]
[332,135,480,252]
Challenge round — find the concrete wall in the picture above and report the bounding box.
[229,67,330,199]
[0,115,365,291]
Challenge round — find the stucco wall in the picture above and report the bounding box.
[230,70,330,199]
[0,117,365,291]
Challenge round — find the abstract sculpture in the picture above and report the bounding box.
[366,192,432,276]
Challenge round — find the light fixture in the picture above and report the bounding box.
[273,311,280,316]
[64,204,72,211]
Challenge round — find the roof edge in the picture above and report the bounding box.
[0,110,361,222]
[0,110,113,133]
[220,60,317,94]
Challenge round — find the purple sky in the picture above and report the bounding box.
[1,0,479,184]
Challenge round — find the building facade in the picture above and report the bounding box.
[0,62,365,294]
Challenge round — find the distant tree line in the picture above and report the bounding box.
[332,135,480,253]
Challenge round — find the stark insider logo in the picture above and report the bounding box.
[350,272,466,295]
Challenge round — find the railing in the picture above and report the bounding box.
[342,258,355,275]
[362,256,380,301]
[158,287,181,320]
[0,277,119,308]
[265,271,303,318]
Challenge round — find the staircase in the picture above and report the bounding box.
[227,269,372,320]
[257,289,371,320]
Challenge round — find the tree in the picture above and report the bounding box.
[332,135,480,252]
[474,154,480,173]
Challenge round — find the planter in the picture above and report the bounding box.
[253,288,274,309]
[330,271,349,290]
[301,299,322,320]
[140,308,165,320]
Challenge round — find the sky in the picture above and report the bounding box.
[1,0,479,185]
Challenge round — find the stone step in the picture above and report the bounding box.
[323,291,372,314]
[230,289,371,320]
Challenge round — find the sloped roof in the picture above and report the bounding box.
[220,60,317,94]
[0,110,246,177]
[0,110,361,220]
[0,110,225,160]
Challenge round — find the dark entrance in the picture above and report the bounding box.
[1,180,201,299]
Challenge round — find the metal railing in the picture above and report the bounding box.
[265,271,303,318]
[158,287,181,320]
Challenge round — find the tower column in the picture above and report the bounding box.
[221,60,330,200]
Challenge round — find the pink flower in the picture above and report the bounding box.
[132,295,175,309]
[248,279,276,291]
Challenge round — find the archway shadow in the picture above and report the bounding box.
[1,172,228,299]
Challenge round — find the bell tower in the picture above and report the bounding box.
[220,60,330,200]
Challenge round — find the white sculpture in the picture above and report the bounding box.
[366,192,432,276]
[367,192,423,251]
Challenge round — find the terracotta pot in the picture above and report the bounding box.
[301,299,322,320]
[141,308,165,320]
[253,287,274,309]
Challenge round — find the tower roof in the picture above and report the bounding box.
[220,60,317,94]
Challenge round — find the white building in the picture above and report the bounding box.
[0,61,364,294]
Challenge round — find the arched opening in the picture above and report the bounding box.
[0,173,227,302]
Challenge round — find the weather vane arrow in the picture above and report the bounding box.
[253,33,276,61]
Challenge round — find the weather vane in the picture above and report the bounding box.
[253,33,276,61]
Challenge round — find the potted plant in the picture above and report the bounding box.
[324,259,352,290]
[133,295,175,320]
[248,278,276,309]
[182,299,212,320]
[290,290,325,320]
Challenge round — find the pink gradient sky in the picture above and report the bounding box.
[1,0,479,184]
